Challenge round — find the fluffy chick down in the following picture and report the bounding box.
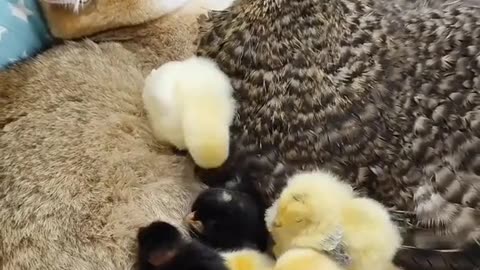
[266,170,402,270]
[143,56,235,169]
[273,248,342,270]
[221,249,275,270]
[265,170,355,257]
[341,197,402,270]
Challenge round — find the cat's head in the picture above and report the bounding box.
[40,0,234,39]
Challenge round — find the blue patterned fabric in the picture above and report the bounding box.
[0,0,53,69]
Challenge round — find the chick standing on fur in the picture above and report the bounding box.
[137,221,274,270]
[142,56,235,169]
[265,170,402,270]
[184,188,269,251]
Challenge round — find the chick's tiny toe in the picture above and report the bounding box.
[184,211,204,233]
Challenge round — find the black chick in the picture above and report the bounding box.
[195,146,295,211]
[184,188,269,252]
[136,221,228,270]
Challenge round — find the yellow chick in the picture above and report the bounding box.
[265,170,402,270]
[142,56,235,168]
[273,248,343,270]
[340,197,402,270]
[221,249,275,270]
[265,170,355,258]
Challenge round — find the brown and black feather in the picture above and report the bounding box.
[194,0,480,263]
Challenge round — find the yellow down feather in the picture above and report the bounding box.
[266,170,402,270]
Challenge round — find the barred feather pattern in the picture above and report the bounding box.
[194,0,480,249]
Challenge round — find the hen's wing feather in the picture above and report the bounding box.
[195,0,480,250]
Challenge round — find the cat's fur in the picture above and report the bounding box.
[0,1,211,269]
[195,0,480,250]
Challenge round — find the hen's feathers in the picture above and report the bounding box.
[195,0,480,249]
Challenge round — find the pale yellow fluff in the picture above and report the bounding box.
[340,197,402,270]
[266,170,402,270]
[274,248,343,270]
[142,56,235,168]
[265,170,355,257]
[221,249,275,270]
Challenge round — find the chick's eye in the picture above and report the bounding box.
[292,193,307,203]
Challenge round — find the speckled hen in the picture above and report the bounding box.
[194,0,480,250]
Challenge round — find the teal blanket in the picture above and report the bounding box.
[0,0,53,69]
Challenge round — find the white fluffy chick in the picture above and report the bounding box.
[265,170,402,270]
[221,249,275,270]
[143,56,235,169]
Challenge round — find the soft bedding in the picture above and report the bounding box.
[0,0,53,69]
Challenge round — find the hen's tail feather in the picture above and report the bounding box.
[390,205,480,251]
[394,242,480,270]
[408,176,480,249]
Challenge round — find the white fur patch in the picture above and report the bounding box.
[224,177,240,189]
[265,199,279,231]
[221,191,232,202]
[42,0,89,13]
[175,0,236,13]
[195,0,236,10]
[153,0,193,14]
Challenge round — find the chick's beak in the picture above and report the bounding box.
[184,211,204,233]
